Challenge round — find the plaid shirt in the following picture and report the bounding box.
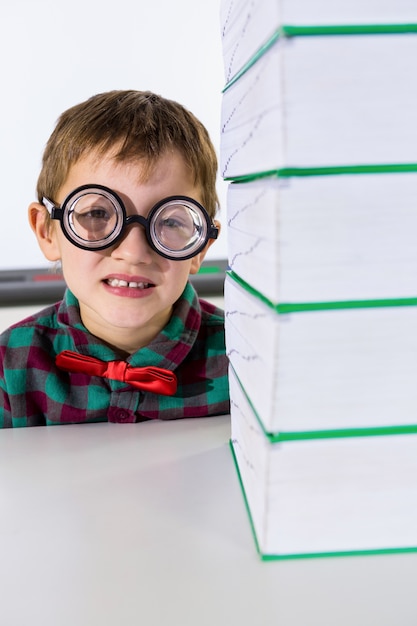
[0,282,229,427]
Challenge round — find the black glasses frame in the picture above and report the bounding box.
[43,184,219,260]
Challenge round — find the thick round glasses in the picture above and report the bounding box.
[43,184,219,260]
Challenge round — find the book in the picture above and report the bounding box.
[220,30,417,180]
[220,0,417,82]
[226,172,417,303]
[229,365,417,559]
[220,5,417,560]
[224,271,417,435]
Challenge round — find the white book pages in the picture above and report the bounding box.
[224,272,417,433]
[226,174,417,303]
[220,0,417,81]
[230,366,417,557]
[220,34,417,179]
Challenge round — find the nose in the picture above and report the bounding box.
[110,221,154,264]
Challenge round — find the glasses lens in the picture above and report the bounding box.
[65,192,120,247]
[151,200,207,257]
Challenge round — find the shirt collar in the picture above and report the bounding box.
[56,281,202,369]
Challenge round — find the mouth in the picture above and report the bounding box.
[105,278,154,290]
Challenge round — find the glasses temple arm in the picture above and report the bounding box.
[208,224,219,240]
[42,197,63,220]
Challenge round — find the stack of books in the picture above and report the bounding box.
[220,0,417,559]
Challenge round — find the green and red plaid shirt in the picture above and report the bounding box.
[0,282,229,427]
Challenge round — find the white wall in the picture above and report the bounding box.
[0,0,227,270]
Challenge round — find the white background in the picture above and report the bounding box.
[0,0,227,270]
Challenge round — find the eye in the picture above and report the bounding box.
[161,215,189,229]
[158,206,197,233]
[79,207,112,221]
[68,202,118,241]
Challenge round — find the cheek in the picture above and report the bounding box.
[157,255,191,279]
[168,262,194,295]
[169,260,193,279]
[59,245,99,279]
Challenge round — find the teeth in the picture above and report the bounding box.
[107,278,149,289]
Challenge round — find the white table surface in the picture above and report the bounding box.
[1,415,416,626]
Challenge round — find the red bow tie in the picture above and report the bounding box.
[56,350,177,396]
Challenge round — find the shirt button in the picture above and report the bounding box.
[108,407,133,423]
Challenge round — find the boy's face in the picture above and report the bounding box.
[30,150,215,354]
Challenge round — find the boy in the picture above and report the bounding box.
[0,90,229,427]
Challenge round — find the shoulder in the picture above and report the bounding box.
[172,298,229,415]
[9,299,62,330]
[182,298,226,365]
[198,298,225,326]
[196,299,225,350]
[0,301,61,345]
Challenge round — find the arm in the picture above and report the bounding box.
[0,377,13,428]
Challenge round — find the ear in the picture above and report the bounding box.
[189,220,221,275]
[28,202,61,261]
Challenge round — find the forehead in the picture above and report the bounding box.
[58,148,198,203]
[54,150,202,210]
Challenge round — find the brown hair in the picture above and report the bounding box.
[37,90,219,218]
